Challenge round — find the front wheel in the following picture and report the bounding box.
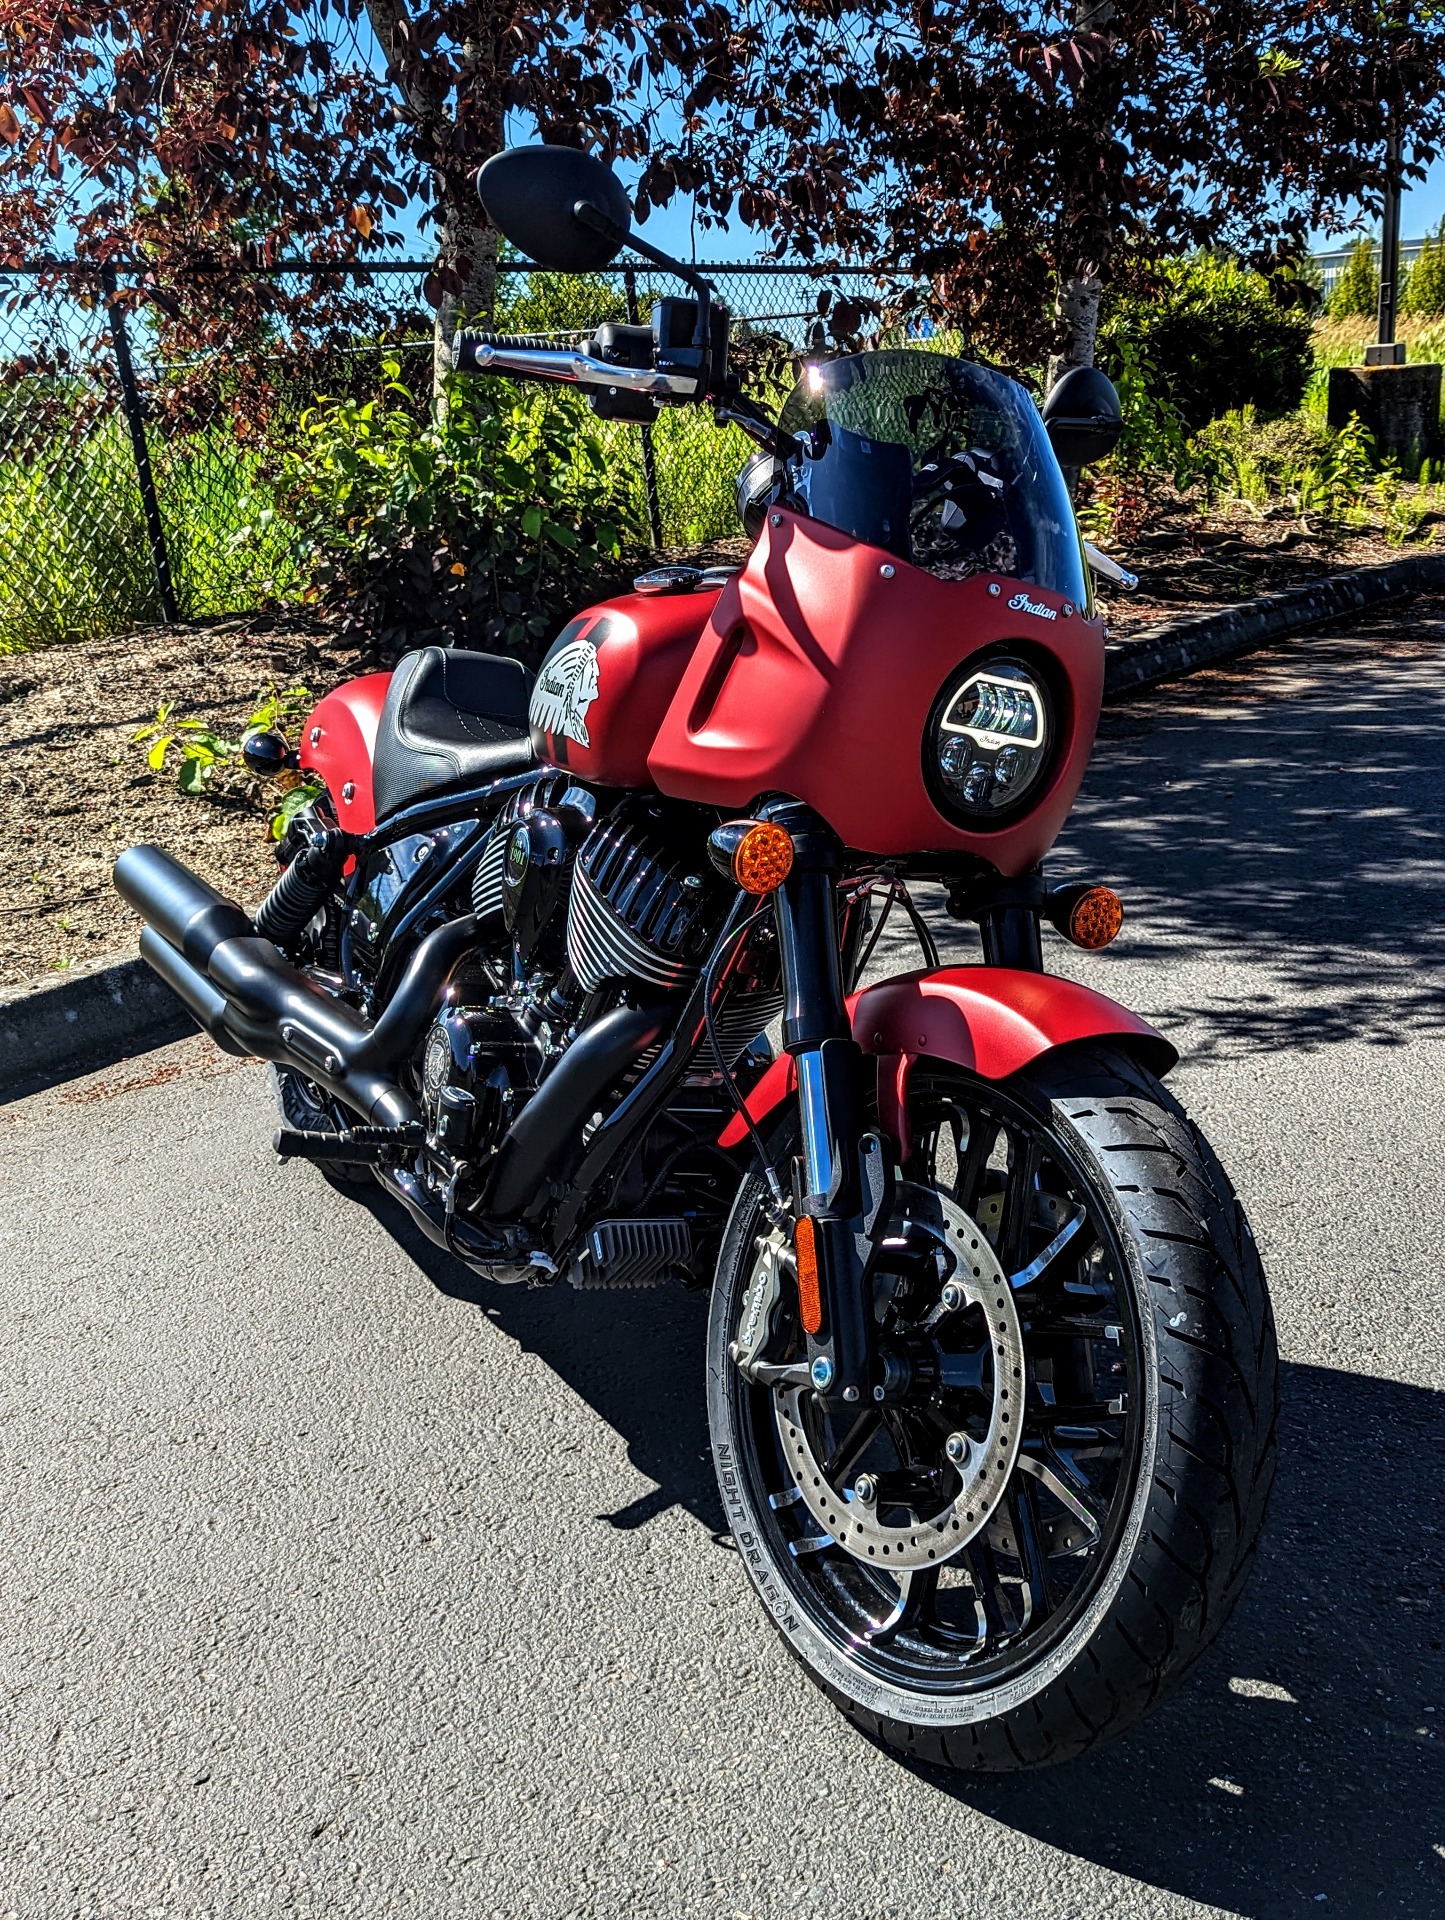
[705,1044,1277,1771]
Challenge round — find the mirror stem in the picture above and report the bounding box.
[573,200,716,377]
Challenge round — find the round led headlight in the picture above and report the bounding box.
[926,655,1055,822]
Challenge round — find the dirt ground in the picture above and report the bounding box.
[0,616,364,988]
[0,516,1434,986]
[1097,501,1435,638]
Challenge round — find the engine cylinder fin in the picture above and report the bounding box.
[565,799,719,993]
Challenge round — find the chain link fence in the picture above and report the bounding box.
[0,260,922,650]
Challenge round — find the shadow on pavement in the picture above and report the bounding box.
[1049,617,1445,1060]
[368,1180,1444,1918]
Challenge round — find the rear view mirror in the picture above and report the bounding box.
[476,146,632,273]
[1042,366,1123,468]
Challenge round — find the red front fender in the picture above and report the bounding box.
[718,967,1176,1157]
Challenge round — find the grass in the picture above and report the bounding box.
[1303,316,1445,412]
[0,401,306,650]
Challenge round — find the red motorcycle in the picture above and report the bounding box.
[114,146,1276,1771]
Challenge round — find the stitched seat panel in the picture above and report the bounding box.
[371,647,536,822]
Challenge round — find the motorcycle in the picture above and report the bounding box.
[113,145,1276,1772]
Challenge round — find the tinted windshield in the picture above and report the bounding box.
[778,349,1087,606]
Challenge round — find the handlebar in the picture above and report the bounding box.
[453,329,702,397]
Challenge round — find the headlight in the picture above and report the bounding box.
[927,655,1054,820]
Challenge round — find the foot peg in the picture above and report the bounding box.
[274,1124,422,1166]
[568,1218,692,1289]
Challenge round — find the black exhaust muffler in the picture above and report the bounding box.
[114,844,475,1129]
[116,844,679,1229]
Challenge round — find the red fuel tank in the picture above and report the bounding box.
[528,588,721,789]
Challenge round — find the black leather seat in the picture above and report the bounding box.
[372,647,536,821]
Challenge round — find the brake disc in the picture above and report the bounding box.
[767,1190,1026,1572]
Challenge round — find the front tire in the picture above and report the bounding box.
[705,1044,1277,1771]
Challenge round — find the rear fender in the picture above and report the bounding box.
[298,672,392,834]
[718,966,1176,1160]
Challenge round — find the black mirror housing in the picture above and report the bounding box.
[1042,365,1123,467]
[476,146,632,273]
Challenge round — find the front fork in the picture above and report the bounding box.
[767,805,891,1408]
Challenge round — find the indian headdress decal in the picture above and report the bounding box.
[531,618,604,750]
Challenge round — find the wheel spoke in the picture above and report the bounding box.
[997,1128,1042,1274]
[953,1106,996,1215]
[1018,1452,1106,1544]
[1010,1474,1055,1620]
[1009,1206,1087,1291]
[820,1407,881,1483]
[864,1563,939,1643]
[965,1537,1020,1643]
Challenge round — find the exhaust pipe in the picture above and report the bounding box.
[115,845,474,1129]
[117,845,677,1226]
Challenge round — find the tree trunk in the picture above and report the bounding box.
[432,176,499,402]
[1046,262,1104,394]
[1045,0,1116,400]
[361,0,504,406]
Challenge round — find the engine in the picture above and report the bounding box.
[423,785,783,1164]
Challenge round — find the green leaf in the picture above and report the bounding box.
[520,504,543,538]
[177,757,207,794]
[147,736,171,771]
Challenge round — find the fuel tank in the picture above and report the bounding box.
[646,510,1105,870]
[528,588,722,789]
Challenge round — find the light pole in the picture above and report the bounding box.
[1367,99,1405,366]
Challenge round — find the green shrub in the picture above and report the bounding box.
[273,359,645,661]
[1325,238,1380,320]
[1402,222,1445,319]
[1100,255,1314,432]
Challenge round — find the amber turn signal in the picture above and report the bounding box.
[1048,882,1124,951]
[707,819,795,894]
[794,1214,823,1334]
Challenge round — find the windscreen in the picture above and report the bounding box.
[777,349,1088,605]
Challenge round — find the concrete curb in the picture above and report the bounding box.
[4,552,1442,1090]
[0,952,191,1099]
[1102,550,1445,700]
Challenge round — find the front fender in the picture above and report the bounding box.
[718,966,1176,1156]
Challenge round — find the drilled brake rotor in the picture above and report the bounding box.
[770,1190,1026,1572]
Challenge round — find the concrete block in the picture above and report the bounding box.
[1328,362,1442,477]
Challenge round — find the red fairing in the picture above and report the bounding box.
[298,672,391,834]
[529,589,721,787]
[647,511,1104,868]
[718,968,1175,1151]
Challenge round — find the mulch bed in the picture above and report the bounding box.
[1,515,1434,987]
[1098,501,1439,639]
[0,616,364,988]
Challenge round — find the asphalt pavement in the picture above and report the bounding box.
[2,608,1443,1919]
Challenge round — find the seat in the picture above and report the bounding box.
[371,646,536,822]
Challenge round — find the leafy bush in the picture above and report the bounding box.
[130,685,322,834]
[1100,255,1314,432]
[1402,222,1445,319]
[1325,238,1379,319]
[274,360,644,662]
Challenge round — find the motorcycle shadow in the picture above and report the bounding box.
[356,1186,725,1538]
[926,1359,1445,1920]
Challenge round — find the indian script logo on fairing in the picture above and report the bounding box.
[1007,591,1058,622]
[530,633,601,747]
